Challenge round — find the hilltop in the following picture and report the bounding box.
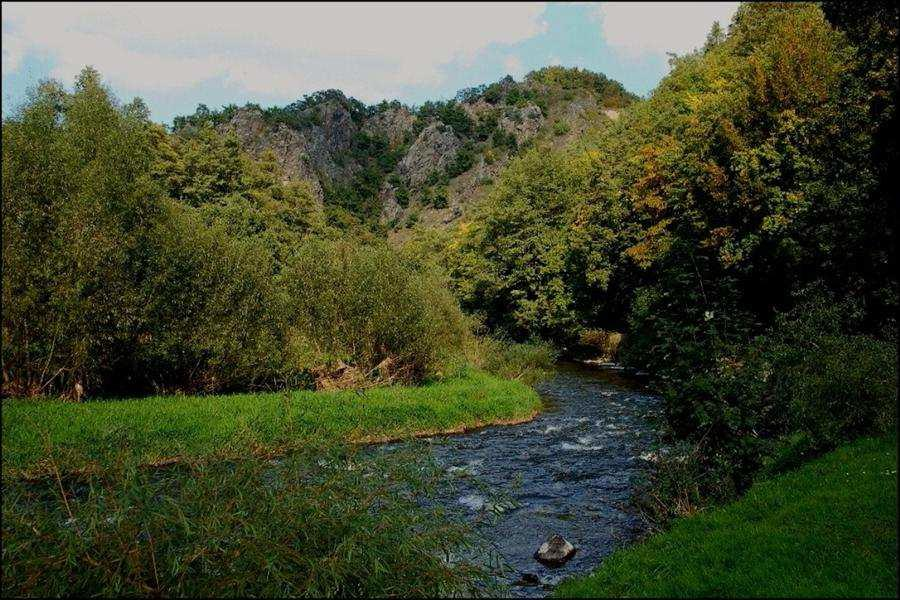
[171,67,637,233]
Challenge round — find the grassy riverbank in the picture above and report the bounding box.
[555,436,898,598]
[2,368,541,478]
[2,436,500,597]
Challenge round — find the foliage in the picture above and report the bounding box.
[464,337,557,386]
[2,69,168,397]
[634,294,897,519]
[610,3,898,504]
[445,141,476,178]
[526,66,637,108]
[552,120,571,136]
[442,146,628,342]
[2,68,471,398]
[173,90,372,132]
[415,100,474,137]
[279,238,470,381]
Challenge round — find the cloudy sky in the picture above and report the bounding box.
[2,2,739,124]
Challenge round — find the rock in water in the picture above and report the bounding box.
[534,534,577,567]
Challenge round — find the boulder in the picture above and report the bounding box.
[534,534,576,567]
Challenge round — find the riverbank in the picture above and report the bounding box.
[1,368,541,478]
[555,435,898,597]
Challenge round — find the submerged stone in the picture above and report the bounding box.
[534,534,577,567]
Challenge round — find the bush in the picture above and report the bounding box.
[429,187,449,209]
[280,238,469,381]
[2,70,165,397]
[751,301,897,464]
[134,202,293,393]
[552,120,571,136]
[394,184,410,208]
[645,297,898,521]
[466,336,557,385]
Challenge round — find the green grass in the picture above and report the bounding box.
[2,442,498,597]
[555,436,898,598]
[2,369,541,477]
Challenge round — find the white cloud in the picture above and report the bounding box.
[1,2,548,102]
[503,55,525,79]
[593,2,739,58]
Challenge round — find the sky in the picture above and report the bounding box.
[2,2,740,125]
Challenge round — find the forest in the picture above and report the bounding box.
[2,2,897,597]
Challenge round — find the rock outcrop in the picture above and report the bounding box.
[534,534,577,567]
[179,68,636,233]
[217,108,325,200]
[397,123,461,187]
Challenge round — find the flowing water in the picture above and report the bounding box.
[407,362,662,596]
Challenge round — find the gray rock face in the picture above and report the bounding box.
[303,99,358,182]
[217,97,366,200]
[363,107,415,147]
[218,108,324,201]
[397,123,461,188]
[499,103,544,144]
[203,72,626,231]
[534,534,576,567]
[379,185,403,223]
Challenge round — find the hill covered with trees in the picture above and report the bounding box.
[170,67,636,234]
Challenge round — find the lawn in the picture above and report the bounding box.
[1,368,541,477]
[555,435,898,598]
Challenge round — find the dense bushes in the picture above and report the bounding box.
[2,70,166,397]
[465,337,557,385]
[280,238,470,381]
[441,145,630,343]
[525,66,637,109]
[1,69,472,398]
[640,295,897,520]
[614,3,898,509]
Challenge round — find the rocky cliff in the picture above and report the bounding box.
[173,67,637,232]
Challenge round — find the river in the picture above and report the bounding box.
[403,362,662,596]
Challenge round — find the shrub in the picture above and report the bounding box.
[279,238,469,381]
[446,142,476,178]
[491,129,517,152]
[134,202,293,393]
[466,336,557,385]
[404,210,420,229]
[394,184,410,208]
[2,69,165,397]
[645,297,898,521]
[429,187,449,209]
